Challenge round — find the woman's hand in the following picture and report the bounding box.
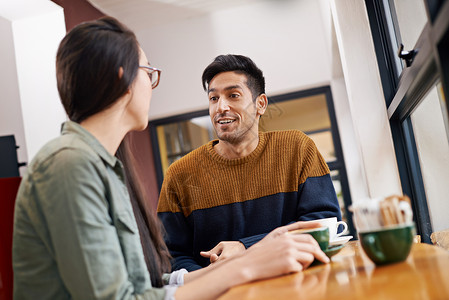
[177,221,329,300]
[238,221,329,281]
[260,221,323,241]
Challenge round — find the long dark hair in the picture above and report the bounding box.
[56,16,140,123]
[116,135,172,287]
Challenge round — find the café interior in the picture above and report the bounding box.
[1,0,449,299]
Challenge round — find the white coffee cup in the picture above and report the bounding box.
[313,217,348,241]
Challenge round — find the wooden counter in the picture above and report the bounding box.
[219,241,449,299]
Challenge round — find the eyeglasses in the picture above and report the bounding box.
[139,66,161,89]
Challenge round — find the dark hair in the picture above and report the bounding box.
[116,135,172,287]
[202,54,265,100]
[56,16,140,123]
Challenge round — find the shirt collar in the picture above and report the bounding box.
[61,121,119,167]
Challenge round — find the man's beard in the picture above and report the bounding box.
[215,121,259,145]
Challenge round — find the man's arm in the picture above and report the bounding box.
[296,136,342,221]
[296,174,342,221]
[157,174,203,271]
[158,211,202,271]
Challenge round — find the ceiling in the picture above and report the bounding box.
[87,0,265,31]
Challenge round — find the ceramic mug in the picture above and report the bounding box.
[290,227,330,251]
[359,223,415,265]
[312,217,348,241]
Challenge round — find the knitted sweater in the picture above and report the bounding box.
[157,130,341,271]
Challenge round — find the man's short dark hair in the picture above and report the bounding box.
[202,54,265,101]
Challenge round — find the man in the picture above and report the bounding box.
[157,54,341,271]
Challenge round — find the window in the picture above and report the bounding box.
[366,0,449,242]
[149,109,210,187]
[393,0,428,52]
[155,116,216,175]
[410,82,449,233]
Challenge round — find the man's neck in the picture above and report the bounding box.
[214,133,260,159]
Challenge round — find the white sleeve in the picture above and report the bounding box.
[168,269,189,286]
[163,285,178,300]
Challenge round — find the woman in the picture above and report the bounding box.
[12,16,329,300]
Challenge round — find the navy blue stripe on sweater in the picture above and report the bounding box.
[158,175,341,271]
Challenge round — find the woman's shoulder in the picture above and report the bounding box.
[16,134,107,210]
[28,134,101,175]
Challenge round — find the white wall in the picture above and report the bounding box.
[137,0,332,120]
[0,15,26,163]
[329,0,402,199]
[318,0,369,202]
[330,78,369,202]
[0,0,66,172]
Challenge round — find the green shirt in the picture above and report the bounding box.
[13,121,174,299]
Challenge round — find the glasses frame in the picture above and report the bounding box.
[139,65,161,89]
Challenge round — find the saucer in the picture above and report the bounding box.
[329,235,353,246]
[310,244,345,266]
[324,244,345,258]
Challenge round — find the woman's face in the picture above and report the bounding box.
[128,48,153,131]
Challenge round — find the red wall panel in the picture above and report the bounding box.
[0,177,21,300]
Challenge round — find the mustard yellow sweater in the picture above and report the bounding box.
[157,130,341,271]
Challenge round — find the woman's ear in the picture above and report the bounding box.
[257,94,268,116]
[118,67,132,95]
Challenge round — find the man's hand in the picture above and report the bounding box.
[200,241,246,264]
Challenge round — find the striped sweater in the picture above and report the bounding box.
[157,130,341,271]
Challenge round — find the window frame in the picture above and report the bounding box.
[149,109,209,190]
[365,0,449,243]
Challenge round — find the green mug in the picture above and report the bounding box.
[290,227,329,251]
[359,223,415,265]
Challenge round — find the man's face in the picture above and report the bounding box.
[208,71,263,145]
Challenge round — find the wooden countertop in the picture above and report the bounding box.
[218,241,449,299]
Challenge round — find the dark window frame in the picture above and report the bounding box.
[365,0,449,243]
[149,109,209,190]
